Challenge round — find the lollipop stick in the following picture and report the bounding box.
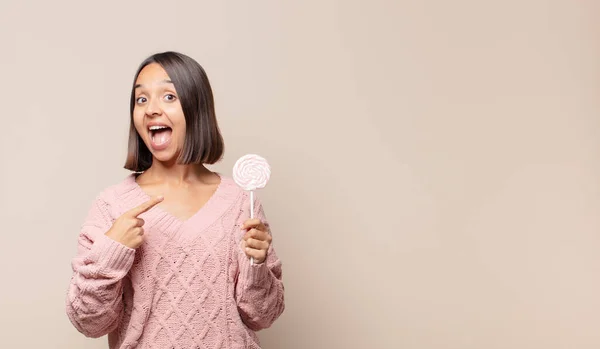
[250,190,255,219]
[250,190,255,265]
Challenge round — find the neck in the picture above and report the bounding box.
[144,160,213,185]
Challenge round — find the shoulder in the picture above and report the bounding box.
[216,173,267,214]
[215,173,269,216]
[215,174,246,203]
[95,173,138,202]
[88,173,140,217]
[217,173,266,199]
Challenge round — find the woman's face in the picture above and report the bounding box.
[133,63,186,164]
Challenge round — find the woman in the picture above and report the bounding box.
[65,51,284,349]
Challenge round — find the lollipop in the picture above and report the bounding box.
[233,154,271,264]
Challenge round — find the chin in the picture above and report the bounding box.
[151,151,179,164]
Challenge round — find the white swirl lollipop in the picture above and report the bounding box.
[233,154,271,192]
[233,154,271,264]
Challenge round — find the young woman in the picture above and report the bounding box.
[66,51,284,349]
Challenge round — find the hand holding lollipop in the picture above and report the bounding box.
[233,154,272,265]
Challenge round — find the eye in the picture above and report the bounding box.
[164,94,177,102]
[136,96,147,104]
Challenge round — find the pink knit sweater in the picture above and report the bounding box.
[65,174,285,348]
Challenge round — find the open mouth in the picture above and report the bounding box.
[148,125,173,147]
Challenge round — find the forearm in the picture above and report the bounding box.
[66,234,135,337]
[236,252,285,331]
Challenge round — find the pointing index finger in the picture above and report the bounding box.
[129,196,164,216]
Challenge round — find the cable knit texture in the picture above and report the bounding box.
[65,174,284,349]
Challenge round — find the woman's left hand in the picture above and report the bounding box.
[241,219,271,264]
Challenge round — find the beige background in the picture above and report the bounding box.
[1,0,599,348]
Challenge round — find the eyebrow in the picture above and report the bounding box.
[134,79,173,89]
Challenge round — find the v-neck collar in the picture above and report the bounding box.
[126,172,232,230]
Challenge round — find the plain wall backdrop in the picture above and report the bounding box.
[1,0,599,348]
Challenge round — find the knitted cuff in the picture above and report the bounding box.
[239,253,270,287]
[89,234,136,278]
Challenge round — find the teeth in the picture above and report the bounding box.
[149,125,169,131]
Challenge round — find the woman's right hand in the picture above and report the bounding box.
[105,196,164,249]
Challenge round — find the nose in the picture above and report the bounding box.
[145,97,162,117]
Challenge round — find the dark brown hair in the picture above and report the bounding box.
[124,51,224,172]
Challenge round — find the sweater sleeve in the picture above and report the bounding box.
[65,192,136,338]
[234,193,285,331]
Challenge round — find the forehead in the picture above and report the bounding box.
[135,63,171,86]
